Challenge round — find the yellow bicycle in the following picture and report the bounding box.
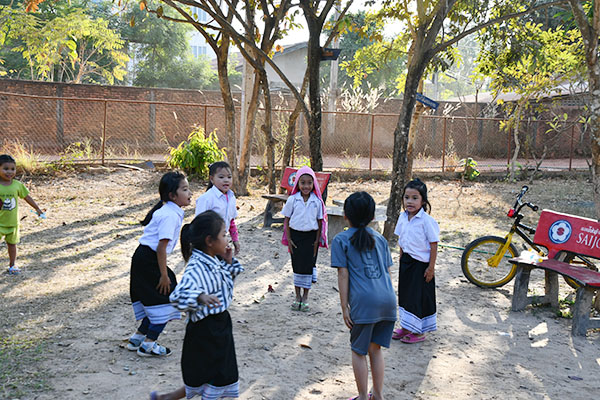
[461,186,596,288]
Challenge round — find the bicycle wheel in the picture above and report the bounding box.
[562,253,598,289]
[461,236,519,288]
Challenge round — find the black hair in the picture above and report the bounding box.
[343,191,375,251]
[0,154,16,166]
[402,178,431,213]
[206,161,232,191]
[180,210,225,262]
[141,171,187,226]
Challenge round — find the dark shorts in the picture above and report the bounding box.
[350,320,395,355]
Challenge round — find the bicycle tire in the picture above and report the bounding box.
[461,236,519,288]
[561,253,598,289]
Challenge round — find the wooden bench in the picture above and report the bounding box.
[262,167,331,227]
[508,210,600,336]
[326,205,387,244]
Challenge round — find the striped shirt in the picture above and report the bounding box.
[170,249,244,322]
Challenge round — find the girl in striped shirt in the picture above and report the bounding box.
[150,210,244,400]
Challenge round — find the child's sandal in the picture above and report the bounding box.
[290,301,301,311]
[7,266,21,275]
[299,302,310,312]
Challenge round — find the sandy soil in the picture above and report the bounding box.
[1,169,599,400]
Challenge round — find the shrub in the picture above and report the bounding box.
[167,127,225,179]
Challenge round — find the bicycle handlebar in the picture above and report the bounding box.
[510,185,538,216]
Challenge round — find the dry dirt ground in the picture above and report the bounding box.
[1,169,599,400]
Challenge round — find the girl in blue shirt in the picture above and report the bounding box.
[151,211,244,400]
[331,192,396,400]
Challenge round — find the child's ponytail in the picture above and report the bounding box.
[140,171,186,226]
[180,211,225,261]
[344,192,376,252]
[180,223,193,262]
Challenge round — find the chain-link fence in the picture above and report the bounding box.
[0,90,590,172]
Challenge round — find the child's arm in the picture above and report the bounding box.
[284,216,296,254]
[23,195,43,216]
[229,219,240,255]
[155,239,171,295]
[337,267,353,329]
[313,218,322,256]
[424,242,438,283]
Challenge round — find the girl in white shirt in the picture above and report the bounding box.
[150,210,244,400]
[195,162,240,255]
[281,166,328,312]
[127,172,193,357]
[392,178,439,344]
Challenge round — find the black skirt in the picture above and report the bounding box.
[130,244,177,306]
[181,311,239,388]
[289,228,318,275]
[398,252,436,319]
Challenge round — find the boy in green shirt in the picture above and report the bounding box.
[0,154,45,275]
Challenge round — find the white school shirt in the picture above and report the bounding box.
[195,185,238,233]
[281,192,323,231]
[394,208,440,263]
[139,201,184,254]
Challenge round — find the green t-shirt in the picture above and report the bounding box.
[0,180,29,227]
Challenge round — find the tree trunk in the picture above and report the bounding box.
[306,28,323,171]
[383,48,430,239]
[215,40,238,190]
[259,70,276,193]
[566,0,600,218]
[236,69,261,195]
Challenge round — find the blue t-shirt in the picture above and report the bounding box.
[330,227,397,324]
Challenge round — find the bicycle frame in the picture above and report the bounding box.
[488,186,542,268]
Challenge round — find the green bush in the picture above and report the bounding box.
[459,157,480,181]
[167,127,225,178]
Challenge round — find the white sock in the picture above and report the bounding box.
[141,340,155,350]
[130,332,145,341]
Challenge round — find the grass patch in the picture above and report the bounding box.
[0,336,50,398]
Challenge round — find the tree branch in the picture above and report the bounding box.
[434,0,570,54]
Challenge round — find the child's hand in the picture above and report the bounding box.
[233,241,240,255]
[342,306,353,330]
[156,274,172,295]
[223,245,233,264]
[199,293,221,309]
[424,266,435,283]
[288,239,297,254]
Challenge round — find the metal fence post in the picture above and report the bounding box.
[204,105,208,132]
[442,117,447,172]
[369,114,375,171]
[507,123,511,168]
[569,124,575,171]
[102,100,107,165]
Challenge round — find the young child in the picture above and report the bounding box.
[330,192,396,400]
[392,178,439,344]
[151,210,244,400]
[195,161,240,255]
[0,154,45,275]
[281,166,327,312]
[128,171,192,357]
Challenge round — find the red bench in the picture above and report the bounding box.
[509,210,600,336]
[261,167,331,227]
